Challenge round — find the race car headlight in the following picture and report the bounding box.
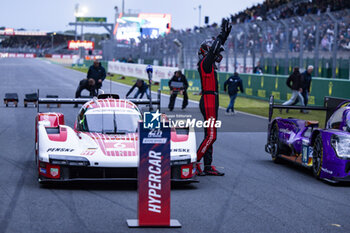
[49,155,90,166]
[331,134,350,159]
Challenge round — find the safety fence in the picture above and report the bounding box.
[101,9,350,79]
[260,57,350,80]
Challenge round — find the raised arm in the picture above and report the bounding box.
[202,19,232,73]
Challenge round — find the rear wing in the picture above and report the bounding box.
[267,95,350,123]
[37,89,161,112]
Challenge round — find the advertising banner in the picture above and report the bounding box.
[68,40,94,50]
[108,61,177,82]
[0,53,36,58]
[160,79,201,92]
[76,17,107,23]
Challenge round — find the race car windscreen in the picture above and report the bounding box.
[82,112,140,134]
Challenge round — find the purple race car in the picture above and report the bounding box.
[265,96,350,183]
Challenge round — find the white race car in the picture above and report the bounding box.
[35,96,197,183]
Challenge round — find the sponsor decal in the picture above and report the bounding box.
[148,129,163,138]
[302,147,308,163]
[279,128,290,134]
[80,148,96,156]
[321,167,333,175]
[182,168,190,177]
[50,168,59,177]
[170,148,190,153]
[142,138,167,144]
[47,148,74,152]
[39,167,47,174]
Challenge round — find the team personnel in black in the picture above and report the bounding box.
[87,60,106,91]
[126,79,151,99]
[168,70,189,111]
[196,19,232,176]
[290,65,313,107]
[75,78,97,98]
[224,72,244,114]
[75,60,106,98]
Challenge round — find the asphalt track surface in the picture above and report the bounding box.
[0,58,350,233]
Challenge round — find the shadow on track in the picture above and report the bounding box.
[39,181,198,191]
[258,158,350,187]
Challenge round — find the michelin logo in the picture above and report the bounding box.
[144,110,161,129]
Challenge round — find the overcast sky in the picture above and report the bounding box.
[1,0,263,32]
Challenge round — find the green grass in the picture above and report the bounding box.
[69,66,326,127]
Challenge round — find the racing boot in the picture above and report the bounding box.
[204,165,225,176]
[195,163,206,176]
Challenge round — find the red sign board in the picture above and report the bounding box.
[68,40,94,50]
[4,28,14,35]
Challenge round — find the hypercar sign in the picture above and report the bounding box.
[138,122,171,226]
[68,40,94,50]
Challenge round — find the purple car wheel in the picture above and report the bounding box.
[312,135,323,178]
[270,123,282,163]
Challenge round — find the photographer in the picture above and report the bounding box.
[168,70,189,111]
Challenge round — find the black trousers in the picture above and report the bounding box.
[168,91,188,110]
[75,79,96,98]
[197,94,219,166]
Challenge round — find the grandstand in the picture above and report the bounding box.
[0,29,76,55]
[103,0,349,79]
[1,1,349,79]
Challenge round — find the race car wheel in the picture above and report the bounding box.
[312,134,323,178]
[270,123,281,163]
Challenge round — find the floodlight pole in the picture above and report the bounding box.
[81,25,84,40]
[173,39,184,70]
[51,34,54,50]
[74,4,79,40]
[198,5,202,27]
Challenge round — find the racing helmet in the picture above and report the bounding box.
[198,38,224,63]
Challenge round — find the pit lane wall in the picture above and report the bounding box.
[179,70,350,106]
[107,61,178,83]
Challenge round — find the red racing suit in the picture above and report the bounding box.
[197,38,224,166]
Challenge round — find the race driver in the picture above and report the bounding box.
[196,19,231,176]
